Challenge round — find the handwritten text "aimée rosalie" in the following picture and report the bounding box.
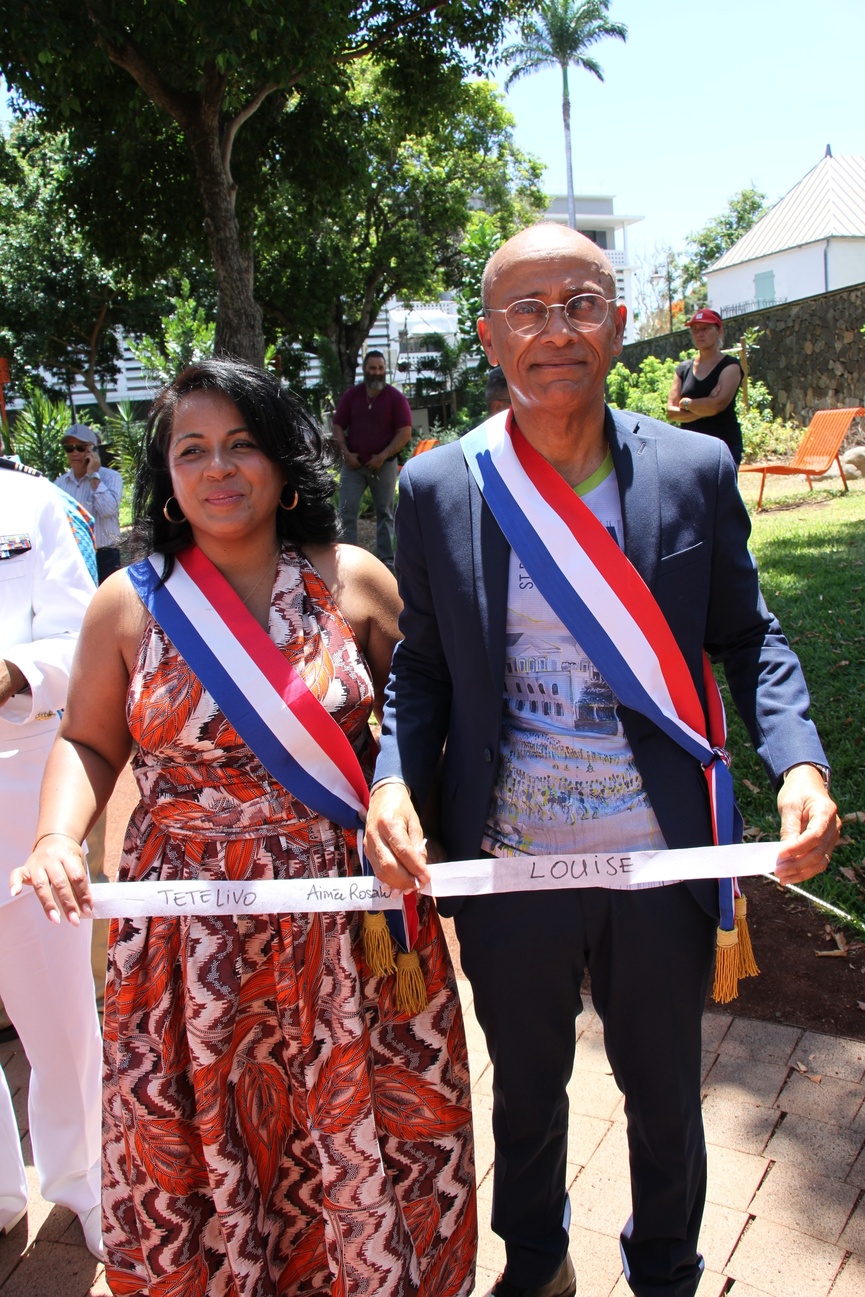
[152,879,391,910]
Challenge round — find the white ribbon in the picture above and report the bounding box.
[89,841,780,919]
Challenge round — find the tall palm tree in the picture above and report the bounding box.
[501,1,627,230]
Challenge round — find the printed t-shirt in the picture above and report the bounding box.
[483,452,669,868]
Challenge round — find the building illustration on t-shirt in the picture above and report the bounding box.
[503,632,619,736]
[485,628,659,856]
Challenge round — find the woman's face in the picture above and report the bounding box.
[166,390,287,546]
[690,322,721,349]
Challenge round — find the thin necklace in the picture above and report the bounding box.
[240,550,280,606]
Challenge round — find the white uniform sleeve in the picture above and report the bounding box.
[1,483,95,724]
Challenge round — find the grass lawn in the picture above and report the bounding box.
[726,472,865,931]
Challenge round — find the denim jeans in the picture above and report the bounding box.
[337,458,399,568]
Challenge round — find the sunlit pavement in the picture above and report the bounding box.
[2,768,864,1296]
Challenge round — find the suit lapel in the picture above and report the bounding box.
[467,454,509,686]
[606,407,662,592]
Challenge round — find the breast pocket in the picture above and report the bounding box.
[658,541,704,575]
[656,542,708,643]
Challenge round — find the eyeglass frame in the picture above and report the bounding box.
[484,293,619,337]
[62,442,93,454]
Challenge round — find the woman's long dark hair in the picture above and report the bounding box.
[133,359,338,569]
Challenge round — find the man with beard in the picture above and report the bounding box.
[332,350,413,569]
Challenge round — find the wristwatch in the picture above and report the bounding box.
[782,762,831,792]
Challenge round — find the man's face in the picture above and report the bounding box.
[477,244,625,421]
[363,356,387,391]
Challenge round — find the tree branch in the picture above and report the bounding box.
[85,6,198,129]
[333,1,447,65]
[221,81,282,183]
[81,299,112,416]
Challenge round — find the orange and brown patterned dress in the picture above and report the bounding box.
[102,549,476,1297]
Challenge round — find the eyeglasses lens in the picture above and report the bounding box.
[505,294,610,336]
[64,444,90,453]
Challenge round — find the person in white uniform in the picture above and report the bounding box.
[0,458,103,1259]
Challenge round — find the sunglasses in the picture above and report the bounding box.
[63,443,92,453]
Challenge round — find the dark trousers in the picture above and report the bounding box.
[95,546,121,585]
[454,883,715,1297]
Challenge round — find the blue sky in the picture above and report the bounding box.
[496,0,863,260]
[2,0,860,267]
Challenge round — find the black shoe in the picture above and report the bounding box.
[489,1253,576,1297]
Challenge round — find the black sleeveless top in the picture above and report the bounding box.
[675,354,743,464]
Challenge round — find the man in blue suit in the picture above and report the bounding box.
[365,224,839,1297]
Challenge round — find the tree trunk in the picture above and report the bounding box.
[561,64,576,231]
[186,109,265,366]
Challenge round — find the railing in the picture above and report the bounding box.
[720,297,786,318]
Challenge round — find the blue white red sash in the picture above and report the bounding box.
[127,546,418,949]
[461,413,740,930]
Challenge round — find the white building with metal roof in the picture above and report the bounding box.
[705,150,865,318]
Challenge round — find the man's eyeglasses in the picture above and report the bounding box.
[486,293,617,337]
[63,443,91,454]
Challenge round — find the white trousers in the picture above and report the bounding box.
[0,892,102,1223]
[0,725,102,1226]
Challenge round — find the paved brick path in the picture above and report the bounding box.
[2,988,864,1297]
[3,763,863,1295]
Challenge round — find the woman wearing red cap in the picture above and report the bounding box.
[667,308,743,464]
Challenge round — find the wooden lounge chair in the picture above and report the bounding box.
[740,406,864,508]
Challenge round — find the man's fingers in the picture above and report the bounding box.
[365,785,430,890]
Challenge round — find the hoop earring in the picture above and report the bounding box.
[163,496,187,524]
[279,487,298,511]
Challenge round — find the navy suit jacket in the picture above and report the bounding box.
[374,408,827,919]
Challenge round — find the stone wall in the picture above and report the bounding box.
[618,282,865,424]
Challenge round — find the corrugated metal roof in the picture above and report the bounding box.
[708,154,865,272]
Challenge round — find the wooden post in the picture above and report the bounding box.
[739,339,749,412]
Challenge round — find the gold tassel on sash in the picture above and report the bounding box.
[735,895,759,978]
[712,926,740,1003]
[362,911,396,977]
[396,950,428,1015]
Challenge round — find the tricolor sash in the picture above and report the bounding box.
[461,414,742,937]
[127,545,418,951]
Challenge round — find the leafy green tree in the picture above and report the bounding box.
[128,280,216,387]
[500,0,627,230]
[681,188,768,297]
[454,213,505,355]
[0,122,165,411]
[6,386,80,478]
[256,69,545,390]
[0,1,519,367]
[104,400,147,485]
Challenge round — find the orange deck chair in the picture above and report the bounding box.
[410,437,440,457]
[740,406,864,508]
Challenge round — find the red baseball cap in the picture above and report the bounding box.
[687,308,722,328]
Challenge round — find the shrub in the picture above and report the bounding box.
[7,386,75,479]
[607,355,803,463]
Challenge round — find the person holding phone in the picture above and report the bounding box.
[55,424,124,582]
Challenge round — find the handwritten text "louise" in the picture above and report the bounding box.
[529,856,634,881]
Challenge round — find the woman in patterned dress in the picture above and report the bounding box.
[13,360,476,1297]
